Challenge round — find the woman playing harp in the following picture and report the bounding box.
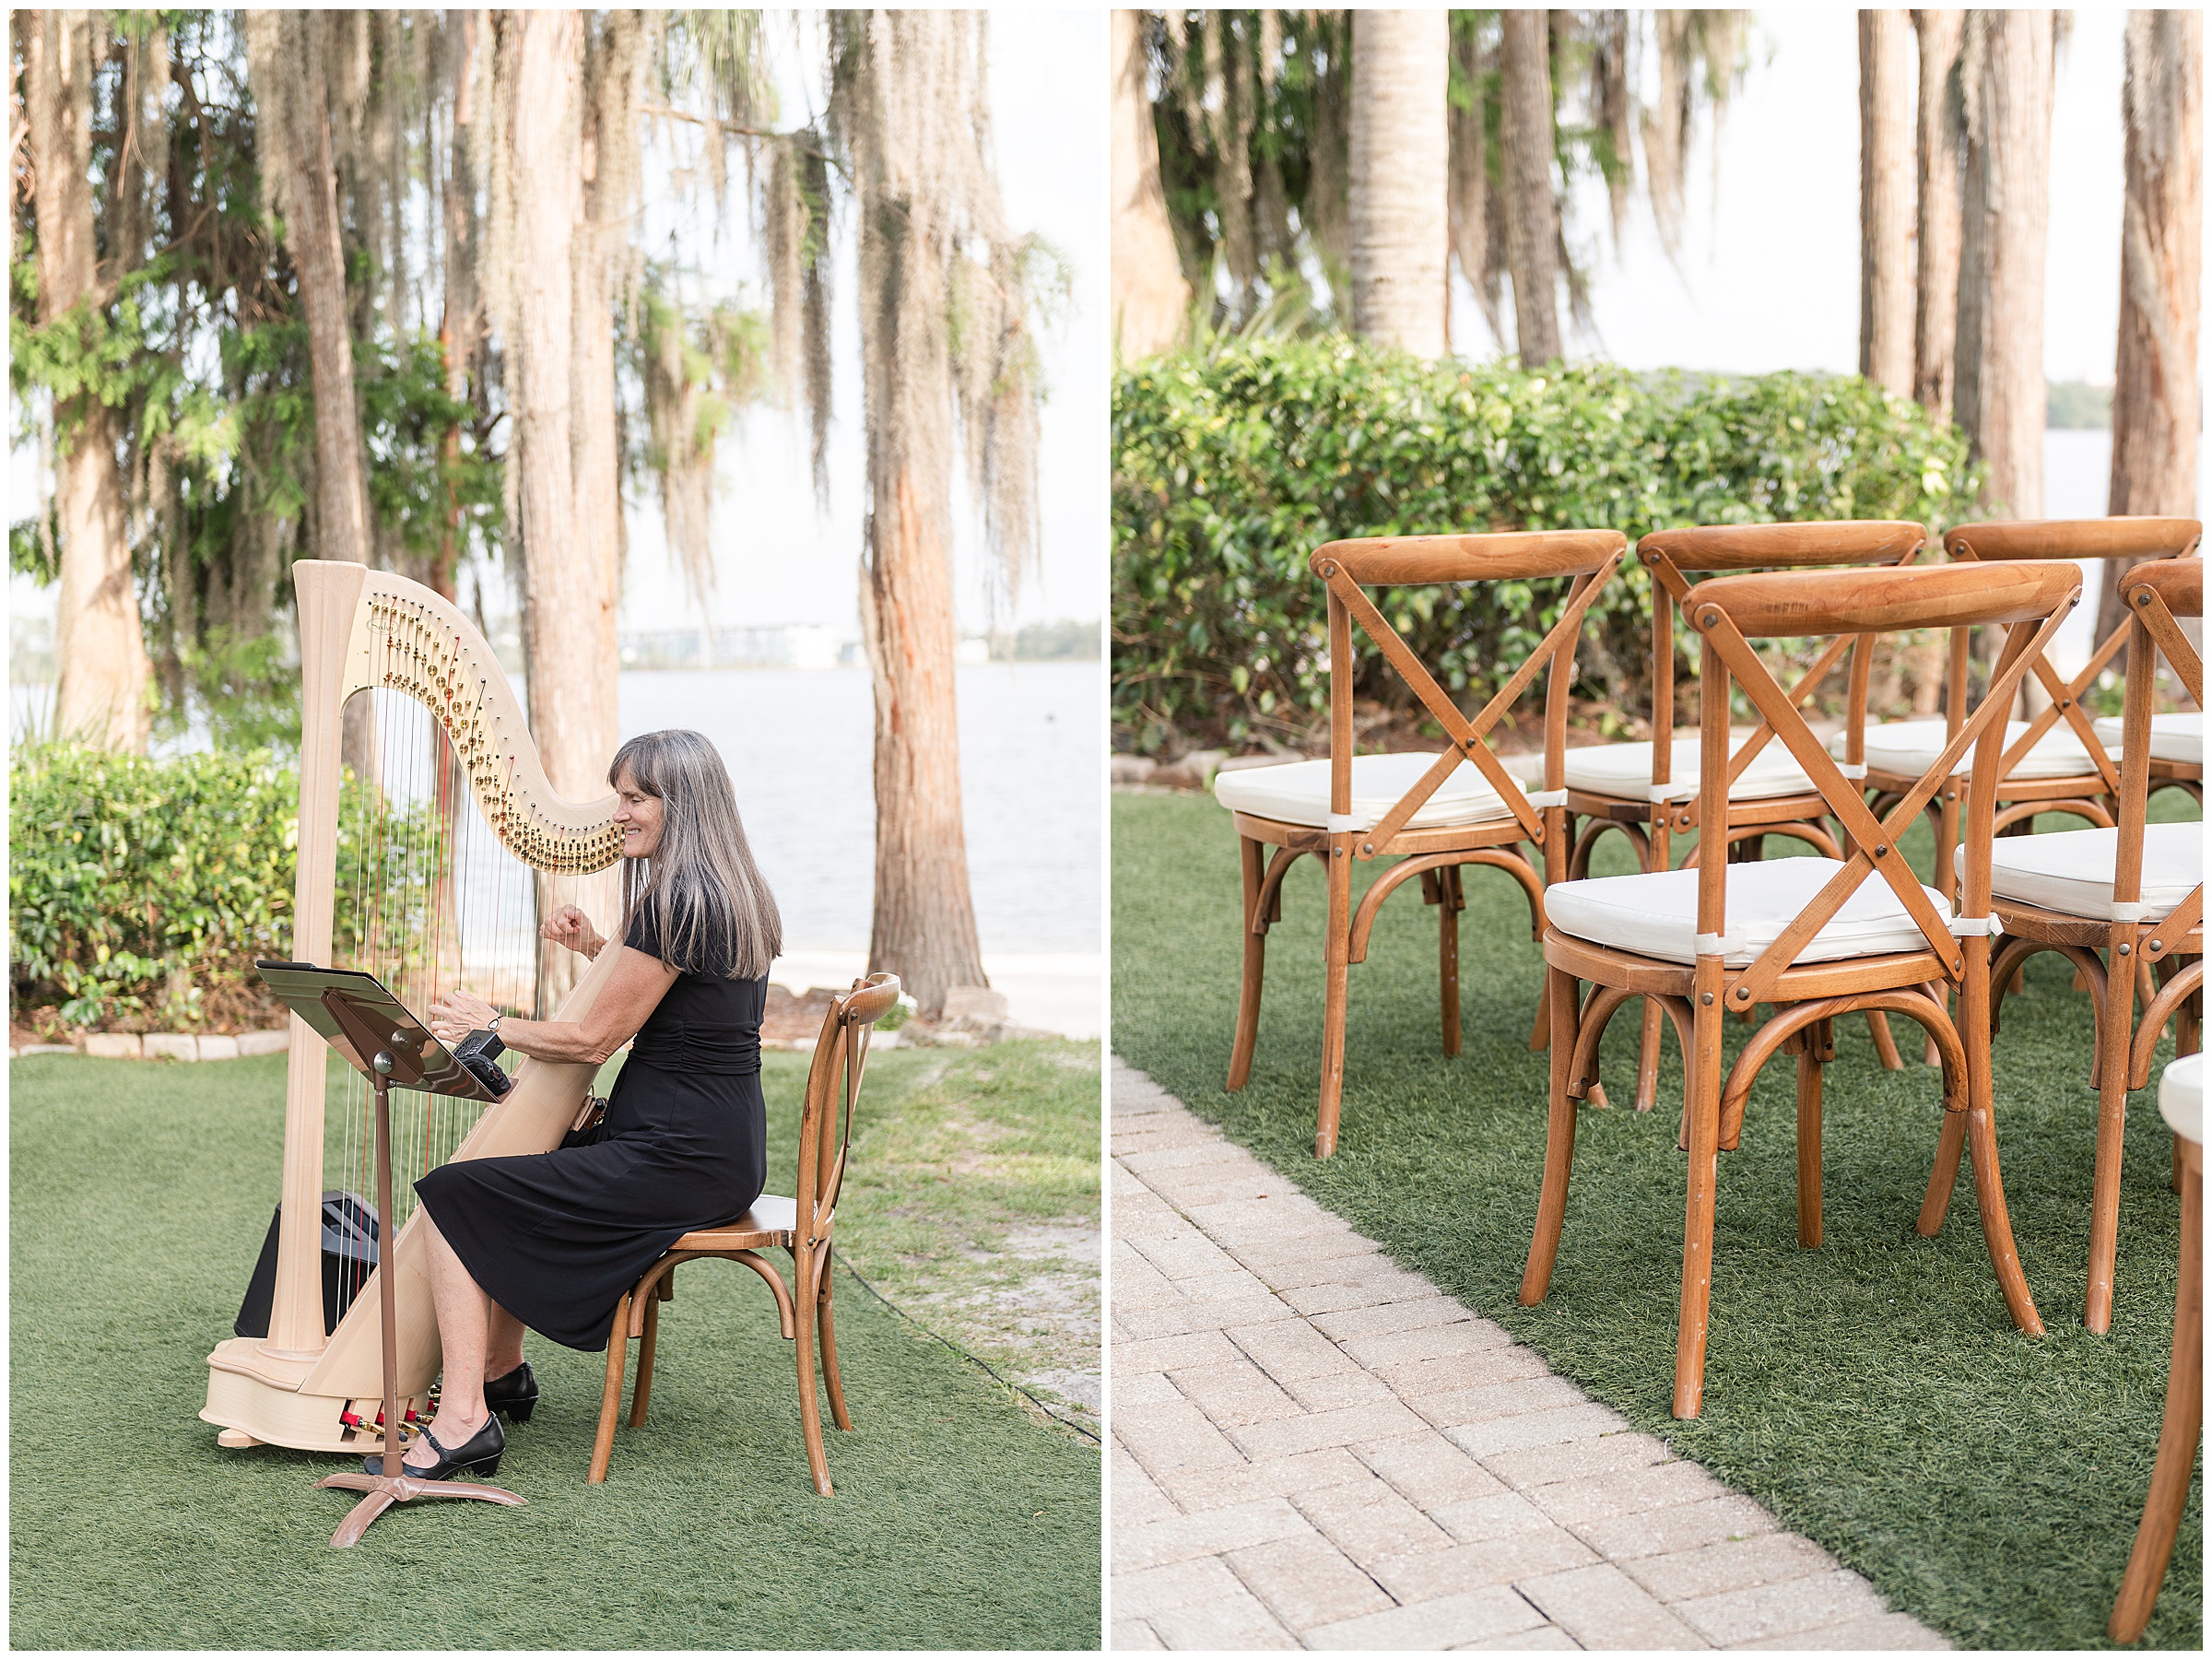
[375,728,782,1481]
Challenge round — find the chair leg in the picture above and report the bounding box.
[1228,835,1267,1091]
[1316,842,1352,1159]
[1439,867,1462,1058]
[1958,943,2046,1336]
[1634,996,1665,1113]
[793,1247,833,1495]
[2109,1154,2202,1643]
[588,1291,633,1484]
[818,1248,853,1432]
[1796,1047,1823,1249]
[2087,944,2138,1335]
[1919,1111,1968,1237]
[1674,975,1728,1419]
[1520,965,1581,1306]
[1527,971,1549,1053]
[628,1289,660,1428]
[1866,1010,1905,1071]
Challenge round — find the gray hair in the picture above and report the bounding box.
[607,729,782,979]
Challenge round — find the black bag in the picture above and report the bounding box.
[560,1094,610,1148]
[234,1191,379,1338]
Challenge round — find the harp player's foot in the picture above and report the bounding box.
[484,1360,539,1424]
[364,1410,504,1480]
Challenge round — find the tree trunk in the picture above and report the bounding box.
[29,11,150,752]
[1860,11,1916,396]
[1348,10,1449,358]
[846,23,994,1019]
[2100,11,2203,651]
[1912,10,1966,413]
[1497,10,1561,367]
[499,10,615,1014]
[1112,9,1190,359]
[1955,10,2053,522]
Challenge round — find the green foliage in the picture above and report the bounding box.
[9,745,438,1030]
[2046,379,2113,430]
[1112,336,1981,751]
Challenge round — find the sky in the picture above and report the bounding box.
[7,9,2190,638]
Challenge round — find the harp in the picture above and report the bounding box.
[203,560,623,1453]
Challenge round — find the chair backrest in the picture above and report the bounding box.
[1307,530,1625,864]
[2112,557,2204,939]
[1941,518,2203,788]
[1635,520,1928,799]
[1685,559,2082,1010]
[794,973,902,1245]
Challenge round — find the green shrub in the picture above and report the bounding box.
[9,745,441,1031]
[1112,337,1980,752]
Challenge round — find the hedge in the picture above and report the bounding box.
[10,745,435,1032]
[1112,338,1980,753]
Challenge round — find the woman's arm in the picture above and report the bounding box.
[428,947,679,1066]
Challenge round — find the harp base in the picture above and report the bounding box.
[315,1469,526,1549]
[203,1350,435,1455]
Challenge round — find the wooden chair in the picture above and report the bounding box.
[1924,556,2203,1333]
[2109,1050,2202,1644]
[1561,521,1929,1114]
[1216,530,1625,1158]
[1861,518,2203,914]
[587,973,902,1494]
[1521,555,2078,1417]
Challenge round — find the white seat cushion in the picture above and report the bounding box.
[2093,712,2203,765]
[2161,1053,2203,1146]
[1213,752,1524,832]
[1844,718,2119,782]
[1562,736,1815,803]
[1546,858,1951,968]
[1987,822,2203,922]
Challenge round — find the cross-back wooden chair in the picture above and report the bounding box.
[588,973,902,1494]
[1924,556,2203,1334]
[1560,521,1929,1115]
[1215,530,1626,1158]
[1521,558,2080,1418]
[1862,518,2204,912]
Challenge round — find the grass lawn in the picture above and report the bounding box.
[10,1042,1100,1650]
[1113,789,2200,1651]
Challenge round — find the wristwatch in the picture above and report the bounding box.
[487,1014,504,1036]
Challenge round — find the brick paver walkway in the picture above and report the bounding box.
[1110,1057,1948,1651]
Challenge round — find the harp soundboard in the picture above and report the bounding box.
[203,560,623,1454]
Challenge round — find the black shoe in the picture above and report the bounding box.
[484,1360,539,1425]
[363,1413,504,1480]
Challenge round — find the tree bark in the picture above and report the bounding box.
[849,16,992,1018]
[1112,9,1190,359]
[1349,10,1450,358]
[1497,10,1562,367]
[2101,11,2202,649]
[247,13,371,571]
[1860,12,1916,396]
[1955,10,2053,522]
[498,11,617,1014]
[1912,10,1966,413]
[29,11,150,752]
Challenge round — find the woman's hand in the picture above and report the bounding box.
[429,988,500,1044]
[541,905,604,959]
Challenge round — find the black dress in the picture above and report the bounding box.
[414,900,770,1351]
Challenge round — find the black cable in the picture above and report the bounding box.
[838,1258,1101,1445]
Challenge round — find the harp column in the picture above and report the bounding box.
[267,559,371,1358]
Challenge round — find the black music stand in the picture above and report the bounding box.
[255,961,527,1548]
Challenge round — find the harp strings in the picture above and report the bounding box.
[326,604,537,1326]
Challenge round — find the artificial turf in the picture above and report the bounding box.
[1112,789,2202,1651]
[9,1049,1100,1650]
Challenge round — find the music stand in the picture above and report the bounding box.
[255,961,527,1548]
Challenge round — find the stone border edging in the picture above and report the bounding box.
[13,1030,291,1061]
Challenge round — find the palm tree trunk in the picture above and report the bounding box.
[1498,10,1561,367]
[2100,11,2203,652]
[1859,11,1915,395]
[1955,10,2053,522]
[1348,10,1449,358]
[1912,10,1966,414]
[1112,9,1190,359]
[29,11,149,752]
